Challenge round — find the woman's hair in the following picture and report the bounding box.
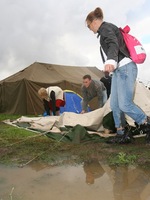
[86,7,103,22]
[38,88,47,98]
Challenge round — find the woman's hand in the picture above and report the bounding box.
[104,64,115,73]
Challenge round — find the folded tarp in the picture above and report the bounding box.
[46,124,105,144]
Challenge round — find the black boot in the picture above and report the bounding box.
[145,132,150,144]
[134,117,150,144]
[106,124,134,144]
[138,117,150,144]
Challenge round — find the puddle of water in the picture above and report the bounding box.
[0,160,150,200]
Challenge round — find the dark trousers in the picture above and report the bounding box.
[43,99,59,116]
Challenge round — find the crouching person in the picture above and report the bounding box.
[81,74,107,114]
[38,86,65,116]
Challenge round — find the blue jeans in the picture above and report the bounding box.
[110,62,147,128]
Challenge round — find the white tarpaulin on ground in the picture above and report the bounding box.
[5,82,150,133]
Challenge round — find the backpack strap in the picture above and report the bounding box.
[100,46,105,64]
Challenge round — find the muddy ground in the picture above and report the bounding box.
[0,121,150,168]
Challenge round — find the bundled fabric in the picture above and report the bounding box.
[46,124,105,144]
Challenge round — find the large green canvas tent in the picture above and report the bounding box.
[0,62,104,115]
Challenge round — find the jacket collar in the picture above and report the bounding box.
[97,21,105,38]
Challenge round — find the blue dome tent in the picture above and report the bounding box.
[60,90,91,114]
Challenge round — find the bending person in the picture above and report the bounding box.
[81,74,107,114]
[38,86,65,116]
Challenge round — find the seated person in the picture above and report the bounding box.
[38,86,65,116]
[81,74,107,114]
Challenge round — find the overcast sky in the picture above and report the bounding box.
[0,0,150,85]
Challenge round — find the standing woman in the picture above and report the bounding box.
[38,86,65,116]
[85,7,150,144]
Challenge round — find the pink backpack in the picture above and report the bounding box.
[120,25,146,64]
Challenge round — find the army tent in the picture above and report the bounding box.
[0,62,103,115]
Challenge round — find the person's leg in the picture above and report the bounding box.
[43,99,50,115]
[109,62,149,144]
[110,70,124,130]
[108,70,132,144]
[110,72,130,145]
[117,62,147,124]
[50,90,56,116]
[50,110,53,116]
[56,107,60,116]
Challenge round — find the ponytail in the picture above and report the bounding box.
[86,7,103,22]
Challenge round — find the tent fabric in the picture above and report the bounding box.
[59,82,150,130]
[46,124,105,144]
[8,105,106,132]
[4,81,150,133]
[125,81,150,126]
[0,62,104,115]
[60,90,83,114]
[60,90,90,114]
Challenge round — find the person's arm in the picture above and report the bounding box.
[100,24,119,72]
[81,87,89,113]
[95,81,105,108]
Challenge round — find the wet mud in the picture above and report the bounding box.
[0,159,150,200]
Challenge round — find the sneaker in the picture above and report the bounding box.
[106,124,134,144]
[106,134,131,144]
[134,122,145,135]
[147,116,150,124]
[139,116,150,144]
[145,133,150,144]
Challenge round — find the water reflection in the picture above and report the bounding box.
[83,158,105,184]
[112,166,150,200]
[0,161,150,200]
[83,158,150,200]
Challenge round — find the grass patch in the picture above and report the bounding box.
[0,114,21,121]
[0,114,150,167]
[109,152,137,165]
